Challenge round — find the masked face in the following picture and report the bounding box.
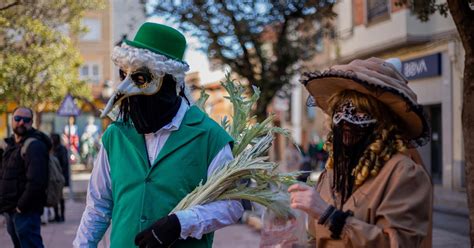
[101,66,164,118]
[333,100,376,146]
[119,74,182,134]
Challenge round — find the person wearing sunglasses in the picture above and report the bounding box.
[74,23,243,248]
[0,106,52,248]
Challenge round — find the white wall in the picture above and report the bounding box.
[110,0,146,82]
[291,80,303,145]
[335,6,456,60]
[111,0,146,44]
[335,0,353,38]
[406,11,456,37]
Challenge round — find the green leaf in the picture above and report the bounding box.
[174,73,305,218]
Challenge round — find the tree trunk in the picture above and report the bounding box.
[34,111,42,130]
[447,0,474,244]
[255,88,277,122]
[463,54,474,246]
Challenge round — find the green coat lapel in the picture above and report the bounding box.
[115,122,149,168]
[152,106,206,167]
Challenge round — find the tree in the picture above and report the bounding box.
[0,0,105,126]
[397,0,474,244]
[149,0,335,120]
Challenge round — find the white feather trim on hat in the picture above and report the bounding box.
[111,43,190,89]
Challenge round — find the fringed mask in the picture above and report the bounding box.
[331,99,377,205]
[333,100,377,128]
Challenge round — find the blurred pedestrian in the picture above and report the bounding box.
[289,58,432,247]
[308,135,328,171]
[51,133,69,222]
[0,107,50,248]
[63,116,80,164]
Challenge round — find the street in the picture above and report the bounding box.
[0,199,261,248]
[0,198,469,247]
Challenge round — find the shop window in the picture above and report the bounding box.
[80,18,101,41]
[315,31,324,53]
[79,63,101,84]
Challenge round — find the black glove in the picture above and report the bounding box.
[134,214,181,248]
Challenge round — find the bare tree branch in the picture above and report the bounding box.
[149,0,335,120]
[0,0,21,11]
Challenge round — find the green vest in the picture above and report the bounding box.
[102,106,233,248]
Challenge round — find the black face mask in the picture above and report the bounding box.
[331,121,374,207]
[119,74,182,134]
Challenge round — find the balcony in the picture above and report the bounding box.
[334,7,457,62]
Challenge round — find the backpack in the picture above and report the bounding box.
[21,138,66,207]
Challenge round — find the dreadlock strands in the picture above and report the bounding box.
[380,146,389,157]
[363,158,371,168]
[395,138,407,152]
[370,167,380,177]
[369,141,382,154]
[323,141,329,152]
[355,173,365,185]
[369,151,376,161]
[352,164,363,174]
[381,129,389,140]
[361,166,369,178]
[326,157,334,169]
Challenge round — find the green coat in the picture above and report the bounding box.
[102,106,233,248]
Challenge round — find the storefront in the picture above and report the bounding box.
[401,49,465,190]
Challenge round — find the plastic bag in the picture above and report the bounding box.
[259,208,308,248]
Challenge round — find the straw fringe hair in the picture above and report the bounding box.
[324,90,408,187]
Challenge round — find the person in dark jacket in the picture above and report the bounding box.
[50,133,69,222]
[0,107,50,248]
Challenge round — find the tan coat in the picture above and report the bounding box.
[310,154,433,248]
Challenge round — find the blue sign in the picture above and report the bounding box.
[402,53,441,80]
[57,94,81,116]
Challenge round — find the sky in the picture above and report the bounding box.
[147,17,225,85]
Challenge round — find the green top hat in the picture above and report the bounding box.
[124,22,187,62]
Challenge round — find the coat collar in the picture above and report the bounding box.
[114,106,206,168]
[151,106,205,166]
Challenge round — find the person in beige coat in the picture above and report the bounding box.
[289,57,432,247]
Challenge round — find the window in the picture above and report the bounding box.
[80,18,101,41]
[366,0,389,23]
[315,30,324,53]
[79,63,101,84]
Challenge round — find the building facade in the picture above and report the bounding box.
[286,0,465,191]
[1,1,147,166]
[40,0,146,137]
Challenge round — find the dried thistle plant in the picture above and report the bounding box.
[173,74,301,218]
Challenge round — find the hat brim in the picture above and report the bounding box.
[124,39,185,63]
[302,72,430,147]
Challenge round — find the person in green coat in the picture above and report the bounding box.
[74,22,243,248]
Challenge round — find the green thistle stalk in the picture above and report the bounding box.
[172,74,301,218]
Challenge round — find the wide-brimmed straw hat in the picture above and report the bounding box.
[301,57,430,147]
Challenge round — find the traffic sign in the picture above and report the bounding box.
[57,94,81,116]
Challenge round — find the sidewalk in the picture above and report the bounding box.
[433,184,469,217]
[0,199,88,247]
[0,199,261,248]
[0,171,469,247]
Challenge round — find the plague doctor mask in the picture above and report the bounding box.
[101,22,190,133]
